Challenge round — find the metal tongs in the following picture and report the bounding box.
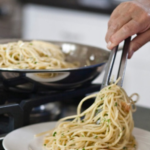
[101,37,131,89]
[96,37,131,124]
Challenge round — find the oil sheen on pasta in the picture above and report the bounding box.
[36,79,138,150]
[0,40,78,70]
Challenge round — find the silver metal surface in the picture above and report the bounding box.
[101,37,131,88]
[117,37,131,87]
[0,39,110,90]
[0,39,109,72]
[96,37,131,123]
[101,46,118,89]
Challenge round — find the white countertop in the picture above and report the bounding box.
[23,4,150,108]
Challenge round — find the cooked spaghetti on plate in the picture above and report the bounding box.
[36,78,139,150]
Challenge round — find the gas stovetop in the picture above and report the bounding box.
[0,83,101,134]
[0,83,101,150]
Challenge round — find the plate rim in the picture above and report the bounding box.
[3,121,150,150]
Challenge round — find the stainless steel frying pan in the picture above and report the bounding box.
[0,39,110,91]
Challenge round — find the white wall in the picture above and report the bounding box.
[23,4,150,108]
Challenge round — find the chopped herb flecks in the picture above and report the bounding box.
[107,119,110,123]
[53,132,57,137]
[94,136,98,138]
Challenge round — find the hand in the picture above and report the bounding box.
[105,1,150,58]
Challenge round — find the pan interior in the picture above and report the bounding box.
[0,39,110,70]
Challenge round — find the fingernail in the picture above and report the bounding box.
[107,41,112,49]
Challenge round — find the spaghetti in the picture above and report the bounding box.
[0,40,78,70]
[37,79,139,150]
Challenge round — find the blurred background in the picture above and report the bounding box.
[1,0,150,109]
[0,0,125,44]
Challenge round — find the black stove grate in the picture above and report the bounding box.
[0,83,101,135]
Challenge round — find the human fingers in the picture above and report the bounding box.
[107,19,142,50]
[106,1,150,49]
[105,2,132,43]
[106,17,131,43]
[128,29,150,59]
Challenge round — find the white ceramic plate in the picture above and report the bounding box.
[3,122,150,150]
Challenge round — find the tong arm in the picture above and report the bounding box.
[101,37,131,89]
[101,46,118,89]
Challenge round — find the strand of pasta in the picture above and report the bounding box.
[36,79,139,150]
[0,40,78,70]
